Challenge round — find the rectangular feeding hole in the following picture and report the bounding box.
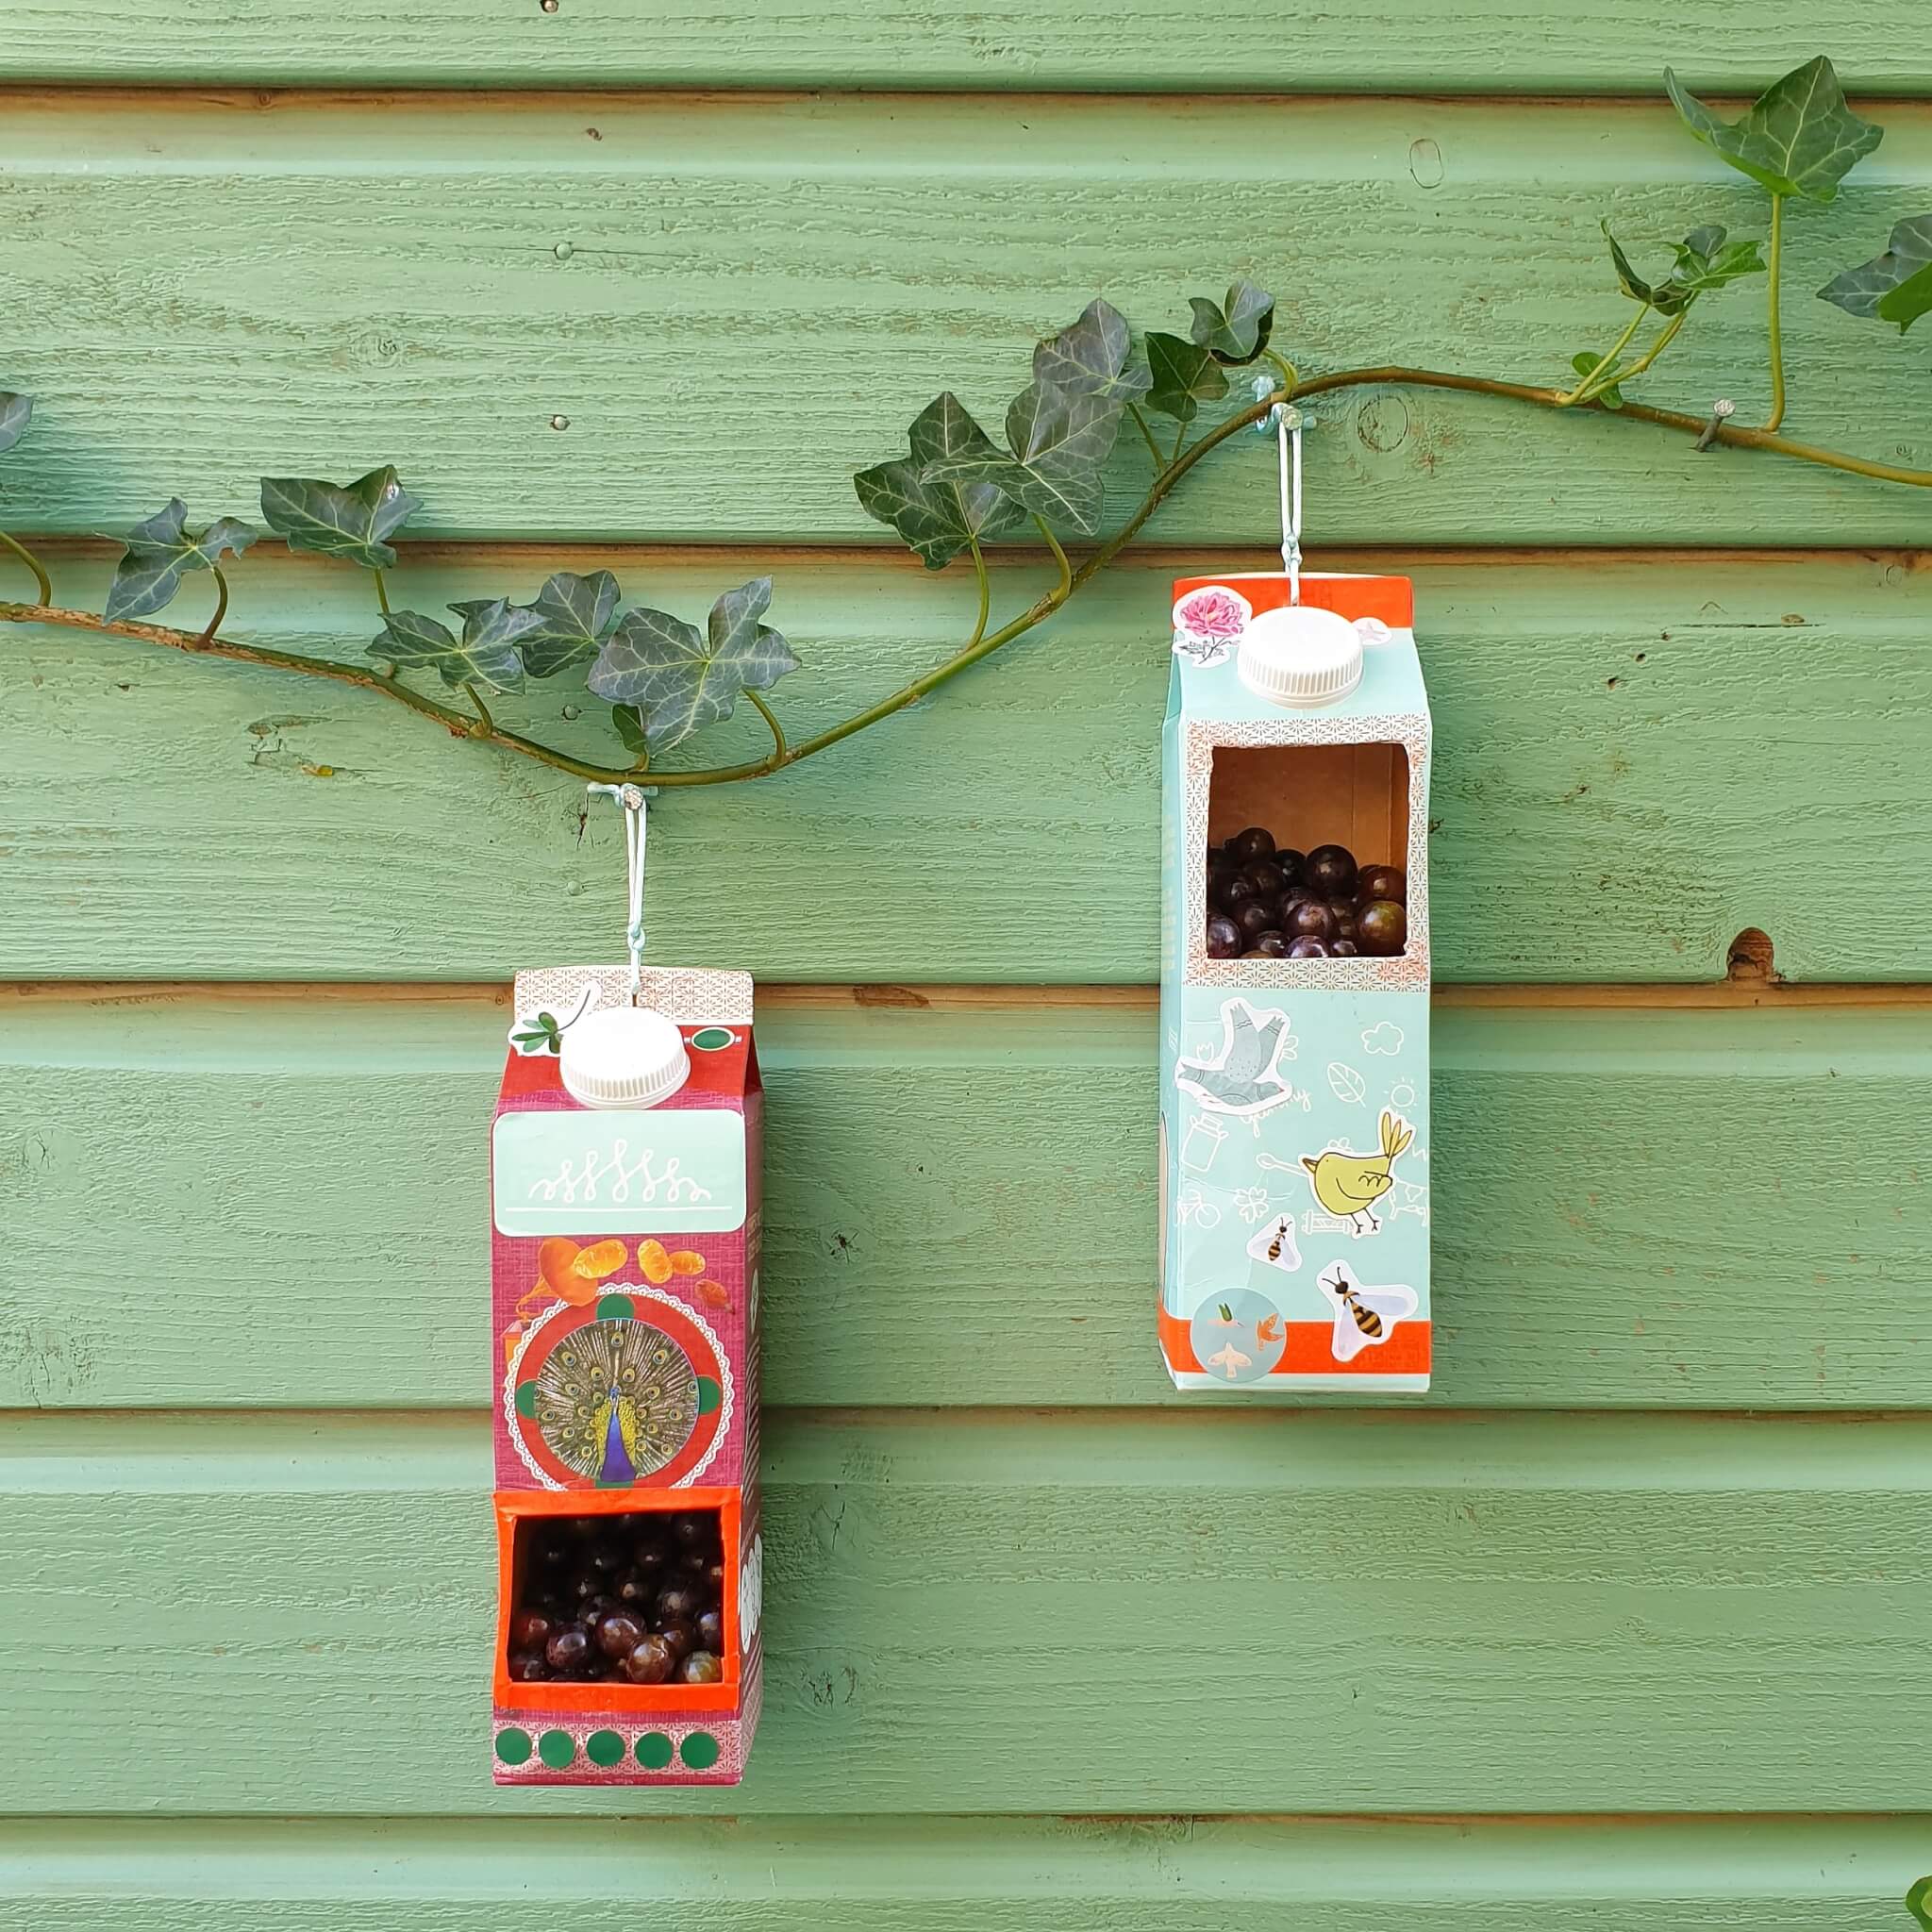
[506,1507,726,1690]
[1206,743,1411,960]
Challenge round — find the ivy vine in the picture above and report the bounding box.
[2,58,1929,791]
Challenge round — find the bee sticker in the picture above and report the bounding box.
[1315,1260,1419,1363]
[1299,1108,1413,1236]
[1244,1213,1303,1275]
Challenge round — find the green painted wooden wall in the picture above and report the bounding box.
[3,8,1930,1925]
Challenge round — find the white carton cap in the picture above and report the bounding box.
[1237,604,1369,708]
[559,1004,691,1110]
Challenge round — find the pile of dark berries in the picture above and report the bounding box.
[1206,829,1407,960]
[508,1510,725,1688]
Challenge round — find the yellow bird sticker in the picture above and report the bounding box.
[1299,1108,1414,1237]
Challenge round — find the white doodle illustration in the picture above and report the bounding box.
[1389,1080,1417,1110]
[1326,1061,1368,1106]
[1175,1186,1223,1230]
[1303,1210,1353,1236]
[1315,1261,1420,1363]
[1206,1339,1254,1380]
[1245,1213,1303,1274]
[1391,1181,1431,1225]
[1180,1113,1230,1174]
[1232,1186,1272,1224]
[1175,997,1301,1119]
[1361,1022,1406,1057]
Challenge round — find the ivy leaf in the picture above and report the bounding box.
[854,393,1025,571]
[1143,333,1230,424]
[1604,224,1656,305]
[1667,225,1766,300]
[371,598,533,692]
[1569,351,1626,410]
[512,569,622,677]
[1031,299,1152,402]
[1819,213,1932,332]
[588,576,799,751]
[259,465,423,569]
[0,392,30,456]
[1188,278,1276,365]
[104,499,258,621]
[1665,58,1882,203]
[996,382,1124,534]
[1907,1874,1932,1932]
[611,704,652,761]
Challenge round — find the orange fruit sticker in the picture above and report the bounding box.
[637,1240,675,1286]
[536,1238,587,1304]
[670,1250,706,1276]
[572,1240,629,1282]
[697,1278,729,1309]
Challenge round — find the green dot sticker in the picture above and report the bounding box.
[585,1729,625,1767]
[538,1729,576,1770]
[494,1726,533,1766]
[691,1027,734,1051]
[513,1380,540,1419]
[635,1732,675,1770]
[695,1376,722,1416]
[680,1731,721,1771]
[595,1293,635,1321]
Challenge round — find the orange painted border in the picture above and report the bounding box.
[491,1487,741,1717]
[1173,572,1415,629]
[1158,1304,1431,1379]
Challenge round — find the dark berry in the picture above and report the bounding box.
[586,1535,625,1575]
[508,1608,552,1650]
[1357,898,1408,956]
[1284,899,1337,942]
[1229,826,1275,863]
[1305,843,1358,899]
[696,1607,724,1650]
[1205,915,1241,959]
[1357,863,1406,905]
[595,1611,644,1658]
[1249,931,1289,958]
[616,1569,654,1606]
[657,1584,703,1624]
[1328,903,1358,942]
[621,1635,675,1685]
[1208,845,1234,876]
[656,1618,696,1661]
[631,1541,669,1577]
[1242,860,1288,900]
[679,1651,723,1685]
[1287,936,1331,958]
[671,1513,713,1548]
[1332,939,1360,957]
[545,1627,591,1673]
[508,1651,550,1682]
[701,1558,726,1591]
[1217,874,1257,914]
[1274,847,1307,887]
[1236,900,1275,941]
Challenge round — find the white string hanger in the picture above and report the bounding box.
[585,780,655,1002]
[1253,375,1312,605]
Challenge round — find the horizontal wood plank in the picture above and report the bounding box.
[4,94,1932,545]
[1,1408,1926,1814]
[5,549,1929,982]
[4,1815,1928,1927]
[8,8,1932,94]
[3,990,1925,1410]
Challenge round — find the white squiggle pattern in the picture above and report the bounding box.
[525,1141,713,1208]
[739,1532,764,1648]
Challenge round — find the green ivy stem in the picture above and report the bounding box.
[1560,305,1650,406]
[746,689,787,760]
[373,567,393,619]
[198,564,230,645]
[8,361,1932,791]
[1126,403,1165,468]
[965,534,991,652]
[1763,193,1788,431]
[1036,516,1073,600]
[462,681,495,736]
[0,527,52,607]
[1611,308,1689,386]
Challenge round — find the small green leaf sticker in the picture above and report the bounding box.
[1143,333,1230,424]
[512,569,621,678]
[1030,299,1152,402]
[854,393,1025,571]
[0,392,30,456]
[104,499,258,621]
[259,465,423,569]
[371,598,534,692]
[1820,213,1932,333]
[1665,58,1882,203]
[588,576,800,751]
[1188,278,1276,366]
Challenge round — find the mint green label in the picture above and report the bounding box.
[492,1108,747,1237]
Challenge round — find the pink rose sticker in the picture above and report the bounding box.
[1172,585,1252,665]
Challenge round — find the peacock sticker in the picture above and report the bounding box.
[1300,1108,1414,1236]
[527,1317,701,1483]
